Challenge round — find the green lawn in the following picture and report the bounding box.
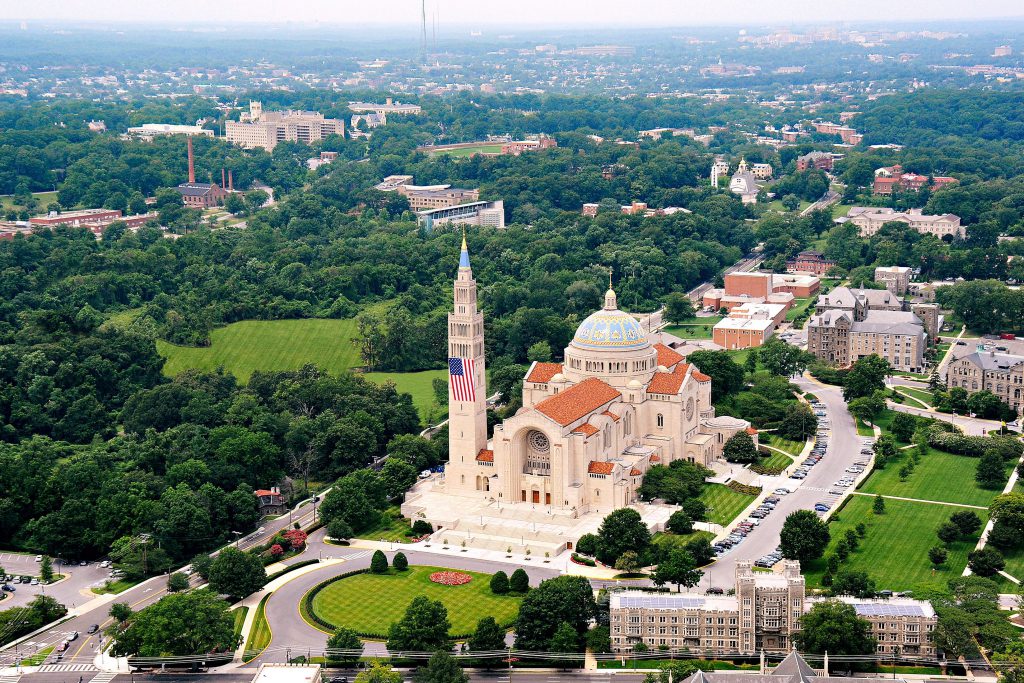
[700,484,756,526]
[831,203,855,218]
[428,143,505,157]
[858,447,1012,507]
[652,530,716,553]
[855,418,875,437]
[19,646,54,666]
[232,606,249,642]
[785,298,814,323]
[363,370,447,425]
[759,451,794,471]
[759,433,805,457]
[354,506,415,543]
[663,318,722,340]
[309,565,522,637]
[158,319,362,380]
[998,546,1024,582]
[894,386,934,407]
[0,190,58,212]
[804,496,985,594]
[92,578,142,595]
[243,594,272,662]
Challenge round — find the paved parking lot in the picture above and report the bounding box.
[1,553,111,610]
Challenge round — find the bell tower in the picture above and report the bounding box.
[447,233,488,472]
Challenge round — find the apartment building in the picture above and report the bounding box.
[416,200,505,231]
[226,102,344,151]
[808,309,927,372]
[786,250,837,276]
[609,561,806,654]
[750,163,774,180]
[874,266,912,294]
[502,135,557,154]
[946,348,1024,416]
[846,207,964,239]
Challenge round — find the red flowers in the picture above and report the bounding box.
[429,571,472,585]
[283,529,308,550]
[269,544,284,557]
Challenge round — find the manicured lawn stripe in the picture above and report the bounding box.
[760,434,805,457]
[858,447,1012,507]
[232,606,249,642]
[243,593,272,662]
[652,530,716,551]
[363,370,447,424]
[760,451,794,471]
[310,565,522,637]
[804,496,985,594]
[894,386,934,406]
[700,484,756,526]
[355,506,415,543]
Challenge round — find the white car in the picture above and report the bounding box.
[418,470,432,479]
[34,555,42,562]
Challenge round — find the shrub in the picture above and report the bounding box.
[326,519,353,541]
[667,510,693,535]
[575,533,598,556]
[393,552,408,571]
[570,553,596,567]
[509,568,529,593]
[412,519,434,535]
[370,550,388,574]
[490,570,509,594]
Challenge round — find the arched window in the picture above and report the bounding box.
[656,413,664,429]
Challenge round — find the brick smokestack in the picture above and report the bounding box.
[228,170,233,192]
[187,137,196,184]
[222,168,226,188]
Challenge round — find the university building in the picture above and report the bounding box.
[845,207,963,239]
[946,348,1024,416]
[225,101,344,151]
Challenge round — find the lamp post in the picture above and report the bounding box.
[232,531,242,548]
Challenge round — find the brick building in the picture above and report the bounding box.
[786,250,837,276]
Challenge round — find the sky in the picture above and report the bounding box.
[5,0,1024,26]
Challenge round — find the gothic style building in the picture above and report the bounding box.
[440,238,754,519]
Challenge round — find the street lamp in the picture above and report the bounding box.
[232,531,242,548]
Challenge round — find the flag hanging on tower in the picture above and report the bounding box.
[448,357,476,401]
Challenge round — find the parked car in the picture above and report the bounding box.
[773,488,790,495]
[34,555,42,562]
[1,584,14,592]
[87,624,99,634]
[706,587,724,595]
[814,503,831,512]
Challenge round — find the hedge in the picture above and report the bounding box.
[926,426,1024,459]
[300,568,515,640]
[265,558,319,585]
[571,553,597,567]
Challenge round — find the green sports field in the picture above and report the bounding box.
[363,370,447,424]
[309,565,522,637]
[857,447,1012,507]
[804,496,985,593]
[427,143,504,157]
[700,484,756,526]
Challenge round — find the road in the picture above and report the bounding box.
[12,670,655,683]
[0,496,323,669]
[799,190,840,217]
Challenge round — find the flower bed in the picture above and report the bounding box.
[429,570,472,585]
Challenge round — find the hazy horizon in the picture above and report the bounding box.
[4,0,1024,27]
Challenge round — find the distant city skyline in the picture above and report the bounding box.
[4,0,1024,26]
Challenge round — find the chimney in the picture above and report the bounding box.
[187,137,195,184]
[228,170,234,192]
[222,168,226,188]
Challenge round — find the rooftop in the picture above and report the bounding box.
[535,377,621,426]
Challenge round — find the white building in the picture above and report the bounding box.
[126,123,214,140]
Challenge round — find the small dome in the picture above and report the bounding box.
[657,365,669,373]
[550,373,566,383]
[627,379,643,389]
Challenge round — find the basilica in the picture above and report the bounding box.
[401,238,754,553]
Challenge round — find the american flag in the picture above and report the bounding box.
[448,357,476,402]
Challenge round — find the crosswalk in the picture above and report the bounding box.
[0,674,22,683]
[38,663,97,672]
[91,672,117,683]
[341,550,372,561]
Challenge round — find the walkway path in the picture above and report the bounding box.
[963,446,1024,576]
[848,491,987,509]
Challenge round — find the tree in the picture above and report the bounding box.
[223,192,245,215]
[932,607,976,659]
[208,547,266,600]
[758,337,809,377]
[387,596,453,652]
[777,403,818,442]
[663,293,696,324]
[393,552,409,571]
[326,627,362,665]
[793,600,876,656]
[370,550,389,574]
[575,534,598,556]
[873,435,898,467]
[968,547,1006,577]
[527,341,553,362]
[327,518,354,541]
[744,349,759,375]
[667,510,693,535]
[110,589,236,657]
[509,568,529,592]
[782,194,801,211]
[937,520,962,545]
[468,616,506,652]
[490,571,510,594]
[110,602,133,624]
[950,510,983,536]
[780,510,831,563]
[549,621,581,667]
[39,556,53,584]
[873,495,886,514]
[586,625,612,654]
[722,430,760,464]
[415,651,469,683]
[848,393,885,425]
[514,575,596,651]
[595,508,651,566]
[167,572,190,592]
[356,662,403,683]
[244,189,269,214]
[651,548,703,592]
[843,355,891,401]
[929,546,948,567]
[890,412,918,443]
[831,570,876,598]
[976,450,1007,489]
[614,551,641,575]
[687,351,745,401]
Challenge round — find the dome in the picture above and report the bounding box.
[550,373,566,383]
[627,379,643,390]
[570,287,650,351]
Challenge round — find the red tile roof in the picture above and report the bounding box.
[647,363,691,395]
[629,467,642,476]
[602,410,620,422]
[476,449,494,462]
[654,343,685,368]
[526,362,563,383]
[745,427,758,435]
[573,423,599,436]
[692,371,711,382]
[588,461,616,475]
[254,489,282,498]
[650,454,661,463]
[535,377,621,426]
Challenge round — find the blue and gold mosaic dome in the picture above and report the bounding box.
[571,290,649,350]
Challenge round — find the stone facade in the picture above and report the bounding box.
[946,349,1024,416]
[874,266,911,294]
[809,309,927,372]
